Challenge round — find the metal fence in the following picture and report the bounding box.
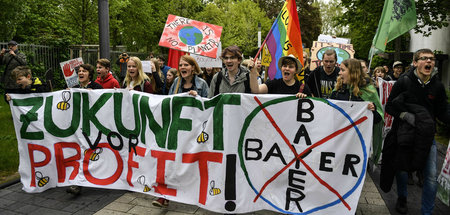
[0,42,69,87]
[1,43,148,90]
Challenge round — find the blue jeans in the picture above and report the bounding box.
[396,140,437,215]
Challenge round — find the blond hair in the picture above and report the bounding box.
[335,58,367,97]
[124,57,149,88]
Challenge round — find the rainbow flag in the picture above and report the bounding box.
[265,0,303,80]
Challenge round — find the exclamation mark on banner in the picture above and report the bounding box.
[224,154,236,211]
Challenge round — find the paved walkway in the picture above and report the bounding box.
[0,173,388,215]
[1,143,449,214]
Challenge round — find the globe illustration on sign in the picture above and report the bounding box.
[178,26,203,46]
[317,47,350,64]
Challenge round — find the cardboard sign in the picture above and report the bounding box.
[310,41,355,71]
[141,61,152,74]
[10,91,374,214]
[159,15,223,58]
[59,58,84,88]
[192,42,223,68]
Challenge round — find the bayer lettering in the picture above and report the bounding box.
[244,99,361,212]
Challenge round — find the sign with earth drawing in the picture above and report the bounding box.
[159,14,223,58]
[309,41,355,71]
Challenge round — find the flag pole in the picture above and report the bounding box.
[253,26,275,62]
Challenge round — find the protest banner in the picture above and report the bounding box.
[438,141,450,206]
[377,78,395,135]
[192,42,222,68]
[159,14,222,58]
[310,41,355,71]
[10,90,374,214]
[60,58,84,88]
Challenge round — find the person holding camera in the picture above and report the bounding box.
[1,40,27,93]
[116,52,129,83]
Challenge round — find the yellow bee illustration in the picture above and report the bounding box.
[209,180,221,196]
[137,175,151,192]
[197,121,209,144]
[35,171,49,187]
[57,91,71,110]
[84,147,103,161]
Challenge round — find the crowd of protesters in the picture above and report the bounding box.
[1,41,449,214]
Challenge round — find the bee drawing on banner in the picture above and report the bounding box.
[209,180,221,196]
[137,175,151,192]
[36,171,50,187]
[84,147,103,161]
[196,121,209,144]
[57,91,71,110]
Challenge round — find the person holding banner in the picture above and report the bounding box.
[249,54,311,97]
[330,58,384,171]
[95,59,120,89]
[306,49,340,99]
[208,45,251,98]
[72,64,103,89]
[383,49,450,214]
[122,57,153,93]
[5,66,48,102]
[168,55,209,97]
[330,58,383,124]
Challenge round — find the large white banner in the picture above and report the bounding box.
[9,90,374,214]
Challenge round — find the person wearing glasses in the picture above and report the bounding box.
[306,49,340,98]
[208,45,251,98]
[382,49,450,214]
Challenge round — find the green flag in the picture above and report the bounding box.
[371,0,417,52]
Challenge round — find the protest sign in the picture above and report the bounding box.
[192,42,222,68]
[60,58,83,88]
[159,14,222,58]
[310,41,355,71]
[10,91,373,214]
[261,43,272,67]
[377,78,395,135]
[318,34,351,44]
[438,141,450,206]
[141,61,152,74]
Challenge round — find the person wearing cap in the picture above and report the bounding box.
[386,61,404,81]
[1,40,27,92]
[249,54,311,98]
[306,49,340,98]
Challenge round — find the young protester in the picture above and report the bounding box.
[249,54,311,98]
[168,55,209,97]
[330,58,384,167]
[163,68,178,95]
[95,58,120,89]
[372,66,387,95]
[122,57,153,93]
[306,49,340,98]
[207,45,251,98]
[383,49,450,214]
[149,58,165,94]
[5,66,48,102]
[330,58,383,124]
[201,67,216,87]
[386,61,404,81]
[72,64,103,89]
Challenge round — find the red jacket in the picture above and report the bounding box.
[95,72,120,89]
